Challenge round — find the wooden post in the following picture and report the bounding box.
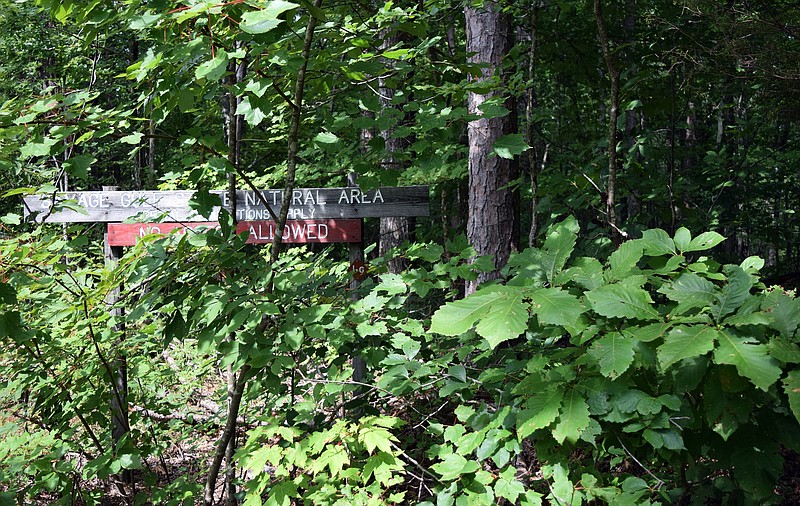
[103,186,130,484]
[348,174,366,387]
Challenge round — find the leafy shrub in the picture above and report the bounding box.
[423,218,800,504]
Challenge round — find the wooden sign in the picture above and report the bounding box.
[24,186,429,223]
[107,220,362,246]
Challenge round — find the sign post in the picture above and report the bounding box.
[101,186,131,485]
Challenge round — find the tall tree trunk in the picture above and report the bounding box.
[594,0,622,244]
[465,0,519,295]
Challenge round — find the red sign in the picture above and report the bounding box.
[107,220,361,246]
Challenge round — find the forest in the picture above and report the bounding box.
[1,0,800,504]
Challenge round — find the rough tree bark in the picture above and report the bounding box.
[465,0,519,295]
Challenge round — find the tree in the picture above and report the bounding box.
[464,0,519,294]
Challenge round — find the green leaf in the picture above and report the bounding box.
[119,132,143,145]
[608,240,643,280]
[492,134,530,159]
[0,283,16,305]
[19,137,58,158]
[658,272,716,315]
[588,332,635,379]
[711,266,753,321]
[64,154,95,179]
[314,131,339,144]
[586,284,659,321]
[0,213,20,225]
[763,291,800,339]
[359,426,395,454]
[517,389,563,440]
[657,325,718,370]
[129,12,161,29]
[195,53,229,81]
[236,96,267,127]
[553,390,591,444]
[431,453,480,481]
[189,189,222,219]
[530,287,583,328]
[118,453,142,470]
[640,228,676,256]
[541,219,577,285]
[674,227,691,252]
[474,288,529,349]
[431,287,529,348]
[495,469,526,504]
[714,330,782,391]
[783,371,800,424]
[240,1,300,34]
[686,231,725,252]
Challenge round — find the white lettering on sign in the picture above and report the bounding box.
[247,222,329,241]
[337,188,384,204]
[72,193,111,209]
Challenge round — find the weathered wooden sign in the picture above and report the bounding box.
[23,186,429,223]
[107,220,362,246]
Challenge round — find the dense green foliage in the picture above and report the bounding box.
[2,0,800,504]
[2,219,800,504]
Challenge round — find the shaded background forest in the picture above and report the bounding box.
[2,0,799,273]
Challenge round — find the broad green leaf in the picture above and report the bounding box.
[783,371,800,424]
[641,228,676,256]
[118,454,142,470]
[262,480,298,506]
[314,131,339,144]
[431,453,480,481]
[530,287,583,327]
[517,389,563,440]
[768,337,800,364]
[686,231,725,252]
[64,154,95,179]
[714,330,782,391]
[740,256,765,272]
[19,137,58,158]
[188,189,222,219]
[240,1,300,34]
[492,134,530,159]
[478,101,511,119]
[586,284,659,321]
[588,332,635,379]
[195,53,229,81]
[359,426,395,454]
[0,283,17,305]
[657,325,718,370]
[553,390,591,444]
[541,219,577,285]
[429,292,493,336]
[431,287,528,348]
[658,272,715,315]
[119,132,143,144]
[495,469,526,504]
[237,96,267,127]
[674,227,691,252]
[622,322,671,343]
[474,288,529,349]
[129,12,161,29]
[711,266,753,321]
[762,290,800,339]
[608,240,643,280]
[565,257,604,290]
